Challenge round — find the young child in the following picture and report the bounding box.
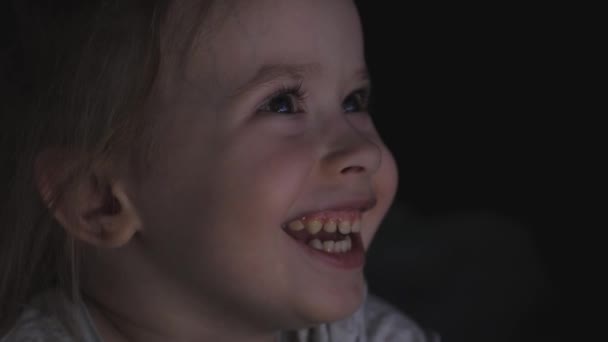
[1,0,434,340]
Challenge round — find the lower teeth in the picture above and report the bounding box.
[308,236,352,253]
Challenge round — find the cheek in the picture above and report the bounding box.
[362,147,399,248]
[221,144,316,219]
[380,148,399,204]
[172,132,318,249]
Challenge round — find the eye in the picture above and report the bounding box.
[342,88,370,113]
[257,84,307,114]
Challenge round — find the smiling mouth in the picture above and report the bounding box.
[283,211,361,253]
[281,210,366,268]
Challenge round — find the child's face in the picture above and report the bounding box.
[133,0,397,328]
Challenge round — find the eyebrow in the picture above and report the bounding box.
[231,63,371,98]
[232,63,322,97]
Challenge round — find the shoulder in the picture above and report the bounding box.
[362,294,437,342]
[1,306,73,342]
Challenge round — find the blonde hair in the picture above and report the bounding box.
[0,0,218,332]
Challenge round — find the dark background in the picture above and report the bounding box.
[357,2,594,341]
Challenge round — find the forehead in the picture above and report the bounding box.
[180,0,364,91]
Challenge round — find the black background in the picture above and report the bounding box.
[357,2,595,341]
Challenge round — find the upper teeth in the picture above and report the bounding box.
[308,220,323,234]
[287,218,361,235]
[324,220,337,233]
[288,220,305,231]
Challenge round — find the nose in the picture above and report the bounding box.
[319,115,382,178]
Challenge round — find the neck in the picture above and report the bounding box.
[80,246,282,342]
[84,295,280,342]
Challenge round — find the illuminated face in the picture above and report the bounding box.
[134,0,398,330]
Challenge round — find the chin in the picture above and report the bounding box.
[289,280,365,327]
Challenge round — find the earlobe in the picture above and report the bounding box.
[34,149,142,248]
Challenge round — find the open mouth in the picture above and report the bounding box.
[282,210,365,269]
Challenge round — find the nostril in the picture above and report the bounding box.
[341,166,365,174]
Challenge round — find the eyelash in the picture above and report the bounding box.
[256,83,370,115]
[344,88,370,113]
[257,82,308,114]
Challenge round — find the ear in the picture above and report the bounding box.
[35,149,142,248]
